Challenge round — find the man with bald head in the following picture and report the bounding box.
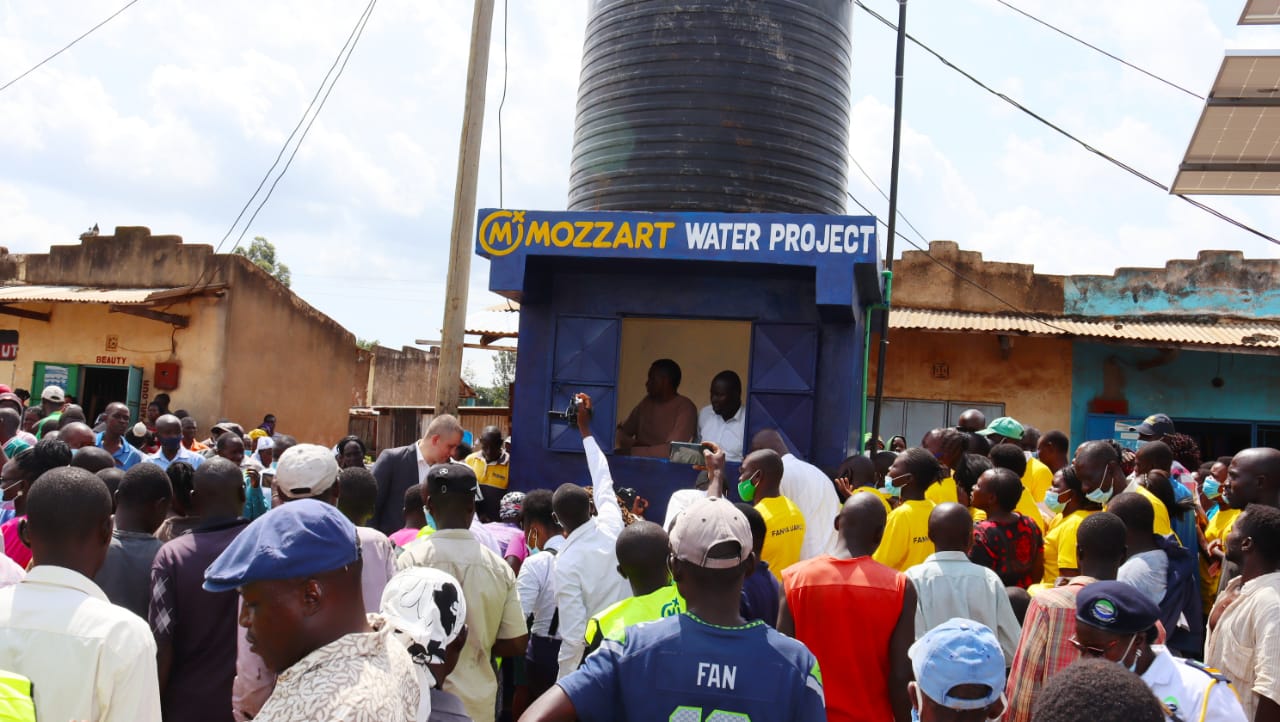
[146,413,205,472]
[958,408,987,433]
[781,493,916,721]
[1224,447,1280,511]
[72,446,117,474]
[59,421,96,451]
[95,401,144,470]
[750,428,838,560]
[724,448,804,581]
[584,520,684,656]
[905,502,1020,662]
[149,457,248,722]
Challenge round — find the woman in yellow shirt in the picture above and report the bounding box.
[1038,466,1104,587]
[872,448,941,571]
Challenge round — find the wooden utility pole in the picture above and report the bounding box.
[435,0,496,419]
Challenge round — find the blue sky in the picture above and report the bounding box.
[1,0,1278,382]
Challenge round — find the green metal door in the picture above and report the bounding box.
[127,366,144,422]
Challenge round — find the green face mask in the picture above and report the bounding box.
[738,469,759,503]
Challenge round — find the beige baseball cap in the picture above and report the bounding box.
[669,496,752,569]
[274,443,339,499]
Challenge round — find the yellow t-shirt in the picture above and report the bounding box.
[1128,484,1174,537]
[926,476,959,505]
[1041,509,1096,585]
[851,486,893,514]
[757,495,806,580]
[1200,507,1241,613]
[873,498,936,572]
[464,452,510,489]
[1024,458,1054,507]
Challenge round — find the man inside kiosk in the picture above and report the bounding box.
[614,359,698,459]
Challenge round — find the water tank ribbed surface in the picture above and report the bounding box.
[568,0,852,214]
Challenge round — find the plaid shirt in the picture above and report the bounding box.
[1004,577,1097,722]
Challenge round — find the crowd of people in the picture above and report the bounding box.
[0,374,1277,722]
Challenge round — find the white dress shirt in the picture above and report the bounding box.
[554,435,629,679]
[904,551,1022,663]
[0,565,161,722]
[517,534,567,638]
[697,404,746,462]
[781,453,841,559]
[0,553,24,588]
[1142,646,1247,722]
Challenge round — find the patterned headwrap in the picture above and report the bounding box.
[499,491,525,523]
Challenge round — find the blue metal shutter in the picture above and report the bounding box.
[747,323,818,458]
[548,315,620,452]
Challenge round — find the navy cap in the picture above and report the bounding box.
[1129,413,1175,437]
[203,499,360,593]
[1075,581,1159,635]
[426,462,479,496]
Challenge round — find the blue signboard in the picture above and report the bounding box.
[476,209,880,308]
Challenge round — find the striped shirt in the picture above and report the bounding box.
[1004,576,1097,722]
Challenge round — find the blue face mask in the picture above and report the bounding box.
[884,473,911,499]
[1044,489,1068,513]
[1085,485,1114,505]
[1203,479,1221,499]
[160,436,182,451]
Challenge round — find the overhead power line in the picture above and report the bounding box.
[845,183,1070,334]
[175,0,378,301]
[0,0,142,94]
[993,0,1204,100]
[853,0,1280,248]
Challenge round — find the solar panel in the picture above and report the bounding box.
[1173,53,1280,195]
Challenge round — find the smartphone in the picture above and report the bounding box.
[669,441,704,466]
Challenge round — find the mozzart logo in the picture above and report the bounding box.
[478,209,677,257]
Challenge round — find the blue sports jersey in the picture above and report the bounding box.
[559,613,825,722]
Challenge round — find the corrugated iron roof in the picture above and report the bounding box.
[890,308,1280,350]
[0,286,179,304]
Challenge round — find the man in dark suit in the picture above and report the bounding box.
[371,414,464,535]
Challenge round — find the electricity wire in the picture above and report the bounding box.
[180,0,378,297]
[497,0,510,207]
[0,0,141,93]
[853,0,1280,247]
[845,183,1071,334]
[992,0,1204,100]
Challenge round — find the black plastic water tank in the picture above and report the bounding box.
[568,0,852,215]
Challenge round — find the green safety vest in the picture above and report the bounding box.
[0,670,36,722]
[584,584,685,654]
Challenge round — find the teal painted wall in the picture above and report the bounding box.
[1064,252,1280,319]
[1070,342,1280,447]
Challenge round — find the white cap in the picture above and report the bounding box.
[256,436,275,451]
[41,385,65,403]
[274,443,339,499]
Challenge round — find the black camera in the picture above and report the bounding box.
[548,397,583,424]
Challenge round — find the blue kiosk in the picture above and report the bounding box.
[478,208,882,521]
